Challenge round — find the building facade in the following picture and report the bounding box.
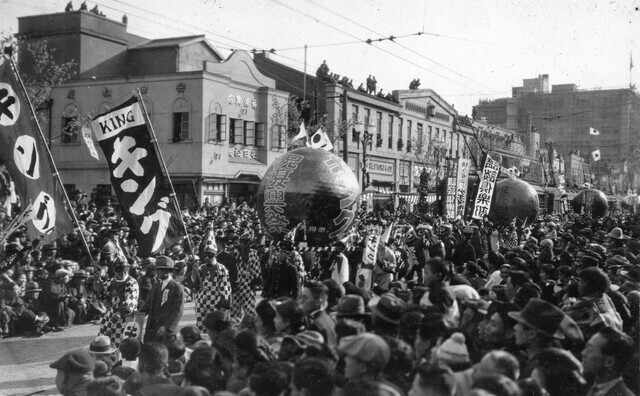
[17,10,290,208]
[473,74,640,190]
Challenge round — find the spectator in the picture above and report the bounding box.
[49,350,96,396]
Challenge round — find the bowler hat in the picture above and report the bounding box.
[336,295,367,318]
[370,293,406,325]
[85,335,117,355]
[50,350,96,374]
[508,298,568,339]
[338,333,390,369]
[154,255,175,270]
[608,227,625,240]
[25,281,42,292]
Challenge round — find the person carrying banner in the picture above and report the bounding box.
[98,260,138,348]
[192,246,231,332]
[142,255,184,343]
[231,233,260,320]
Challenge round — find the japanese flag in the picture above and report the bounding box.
[291,122,307,143]
[592,149,602,162]
[589,127,600,136]
[306,129,333,151]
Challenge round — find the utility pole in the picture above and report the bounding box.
[342,88,349,163]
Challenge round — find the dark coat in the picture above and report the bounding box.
[309,310,337,346]
[143,278,184,340]
[263,262,299,300]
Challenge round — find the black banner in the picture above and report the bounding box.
[91,96,184,256]
[0,58,74,244]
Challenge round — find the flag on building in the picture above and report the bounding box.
[81,126,100,160]
[0,57,75,244]
[589,127,600,136]
[592,149,602,162]
[291,122,307,143]
[307,128,333,151]
[91,95,185,256]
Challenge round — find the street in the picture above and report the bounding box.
[0,301,198,396]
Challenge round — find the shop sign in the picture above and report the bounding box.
[228,144,257,160]
[228,94,257,109]
[368,159,394,175]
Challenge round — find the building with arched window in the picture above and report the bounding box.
[17,10,290,208]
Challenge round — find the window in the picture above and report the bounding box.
[364,108,371,131]
[172,98,190,142]
[271,125,286,148]
[352,105,359,122]
[209,114,227,141]
[244,121,255,146]
[376,112,382,148]
[256,123,265,147]
[388,115,394,149]
[172,112,189,142]
[230,118,243,144]
[407,120,412,141]
[61,103,79,143]
[61,115,79,143]
[398,118,403,151]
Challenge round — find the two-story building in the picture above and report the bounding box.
[17,10,290,208]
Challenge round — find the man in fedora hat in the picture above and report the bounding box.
[509,298,582,377]
[98,260,138,348]
[50,350,96,396]
[141,255,184,343]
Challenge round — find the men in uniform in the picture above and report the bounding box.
[68,270,89,324]
[192,246,231,332]
[98,260,138,348]
[231,234,260,319]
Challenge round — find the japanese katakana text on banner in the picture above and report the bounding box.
[445,159,458,220]
[91,96,184,256]
[471,155,501,220]
[0,59,74,244]
[456,158,470,219]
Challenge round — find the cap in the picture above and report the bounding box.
[154,255,175,269]
[436,332,470,365]
[55,269,71,278]
[338,333,390,369]
[50,350,96,374]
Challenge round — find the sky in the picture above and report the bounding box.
[1,0,639,115]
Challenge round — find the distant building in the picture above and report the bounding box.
[473,74,640,190]
[17,10,290,208]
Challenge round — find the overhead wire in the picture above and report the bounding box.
[304,0,500,95]
[270,0,486,95]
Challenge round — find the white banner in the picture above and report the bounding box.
[456,158,470,218]
[362,228,380,270]
[472,155,501,220]
[81,126,100,160]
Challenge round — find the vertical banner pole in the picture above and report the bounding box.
[6,54,93,264]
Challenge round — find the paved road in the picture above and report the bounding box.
[0,301,198,396]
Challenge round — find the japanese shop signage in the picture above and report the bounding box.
[228,144,258,160]
[367,159,394,176]
[92,96,184,256]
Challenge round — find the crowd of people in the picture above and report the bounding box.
[1,193,639,396]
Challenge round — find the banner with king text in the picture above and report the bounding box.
[91,95,184,256]
[471,154,501,220]
[0,58,74,245]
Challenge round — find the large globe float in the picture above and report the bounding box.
[487,178,539,227]
[256,147,361,246]
[571,188,608,218]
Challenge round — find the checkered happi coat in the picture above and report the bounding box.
[98,275,139,348]
[231,249,260,320]
[194,262,232,332]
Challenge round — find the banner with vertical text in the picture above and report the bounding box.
[471,154,501,220]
